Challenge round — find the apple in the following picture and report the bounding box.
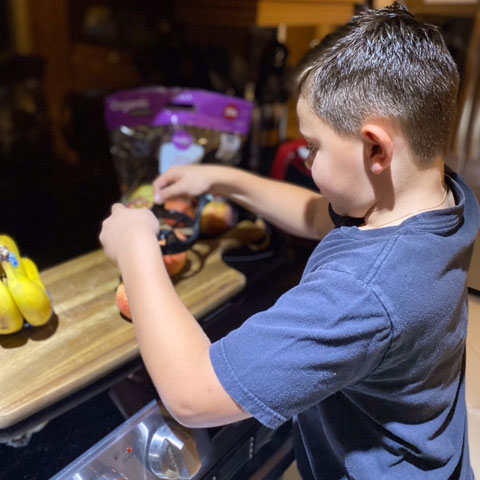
[126,197,153,209]
[200,200,236,236]
[116,282,132,320]
[164,198,195,219]
[125,184,154,209]
[116,251,188,318]
[163,251,188,277]
[159,237,189,277]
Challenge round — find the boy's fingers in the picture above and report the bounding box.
[111,202,126,213]
[153,174,169,190]
[155,183,185,204]
[153,171,179,204]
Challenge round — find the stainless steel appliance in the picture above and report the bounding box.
[50,398,290,480]
[50,399,208,480]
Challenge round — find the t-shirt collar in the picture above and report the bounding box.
[335,173,465,238]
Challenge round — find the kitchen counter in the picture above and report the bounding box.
[0,219,273,430]
[0,229,314,480]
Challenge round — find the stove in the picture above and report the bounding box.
[49,396,292,480]
[0,227,314,480]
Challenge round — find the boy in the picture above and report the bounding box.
[100,4,480,479]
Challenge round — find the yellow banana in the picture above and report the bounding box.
[2,261,52,327]
[0,234,26,275]
[0,234,20,259]
[0,278,24,334]
[21,257,46,289]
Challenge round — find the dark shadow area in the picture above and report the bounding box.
[0,65,121,270]
[0,313,59,349]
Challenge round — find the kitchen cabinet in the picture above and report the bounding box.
[175,0,358,28]
[405,0,479,18]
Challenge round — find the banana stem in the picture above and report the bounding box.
[0,247,10,262]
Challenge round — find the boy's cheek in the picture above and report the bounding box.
[310,164,326,190]
[310,174,324,195]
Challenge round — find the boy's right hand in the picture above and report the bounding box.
[153,165,217,205]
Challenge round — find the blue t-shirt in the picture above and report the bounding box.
[210,173,480,479]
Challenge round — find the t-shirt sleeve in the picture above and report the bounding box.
[210,268,392,429]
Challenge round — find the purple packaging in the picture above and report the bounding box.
[105,87,253,135]
[104,87,253,199]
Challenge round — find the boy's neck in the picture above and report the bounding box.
[362,158,454,230]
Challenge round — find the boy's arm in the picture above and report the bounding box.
[153,165,333,240]
[100,205,251,428]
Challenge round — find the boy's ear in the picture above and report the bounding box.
[360,124,393,175]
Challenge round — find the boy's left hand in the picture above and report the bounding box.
[99,203,160,265]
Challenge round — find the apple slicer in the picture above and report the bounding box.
[152,194,212,255]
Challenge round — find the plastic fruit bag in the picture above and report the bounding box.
[104,87,253,202]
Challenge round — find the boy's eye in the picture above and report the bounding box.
[298,143,318,170]
[298,144,318,161]
[306,144,318,158]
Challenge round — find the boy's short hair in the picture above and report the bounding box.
[296,2,460,166]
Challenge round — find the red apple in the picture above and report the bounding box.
[159,236,189,277]
[115,250,188,318]
[164,198,195,219]
[116,282,132,320]
[163,251,188,277]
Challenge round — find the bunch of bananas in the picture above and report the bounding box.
[0,235,53,334]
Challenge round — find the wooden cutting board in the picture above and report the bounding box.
[0,220,266,429]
